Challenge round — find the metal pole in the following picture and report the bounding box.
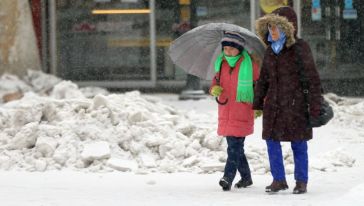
[149,0,157,86]
[41,0,48,73]
[294,0,302,38]
[250,0,256,32]
[49,0,57,75]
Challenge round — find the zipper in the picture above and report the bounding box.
[229,67,233,74]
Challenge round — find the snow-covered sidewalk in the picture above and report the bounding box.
[0,71,363,205]
[0,160,363,206]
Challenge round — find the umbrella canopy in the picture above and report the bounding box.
[168,23,266,80]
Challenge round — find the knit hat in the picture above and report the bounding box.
[221,31,246,52]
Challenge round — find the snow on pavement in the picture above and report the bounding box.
[0,71,359,175]
[0,71,363,205]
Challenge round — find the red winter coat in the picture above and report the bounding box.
[210,56,260,137]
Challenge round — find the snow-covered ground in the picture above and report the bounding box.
[0,71,363,205]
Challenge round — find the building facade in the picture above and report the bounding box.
[32,0,364,95]
[0,0,41,76]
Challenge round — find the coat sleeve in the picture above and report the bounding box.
[253,57,269,110]
[253,61,260,81]
[300,40,322,117]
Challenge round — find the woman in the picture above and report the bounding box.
[253,7,322,194]
[210,31,260,191]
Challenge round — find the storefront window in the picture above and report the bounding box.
[155,0,252,81]
[301,0,364,79]
[56,0,151,81]
[56,0,252,83]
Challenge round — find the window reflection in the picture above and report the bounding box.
[56,0,252,82]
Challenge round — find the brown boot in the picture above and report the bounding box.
[293,181,307,194]
[265,180,289,193]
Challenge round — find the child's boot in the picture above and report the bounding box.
[219,177,232,191]
[234,178,253,188]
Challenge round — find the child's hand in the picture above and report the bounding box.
[210,85,223,97]
[254,110,263,118]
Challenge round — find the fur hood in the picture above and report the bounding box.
[255,7,297,48]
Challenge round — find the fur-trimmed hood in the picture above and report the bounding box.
[255,6,297,48]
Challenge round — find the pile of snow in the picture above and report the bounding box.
[311,148,355,172]
[0,72,358,174]
[0,70,60,98]
[0,70,109,103]
[325,93,364,129]
[0,88,224,173]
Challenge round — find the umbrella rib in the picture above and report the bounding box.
[168,23,266,79]
[168,36,201,63]
[184,31,223,79]
[170,35,212,78]
[188,46,218,77]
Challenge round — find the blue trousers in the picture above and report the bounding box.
[266,139,308,183]
[223,136,252,183]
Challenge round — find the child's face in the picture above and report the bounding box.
[223,46,240,57]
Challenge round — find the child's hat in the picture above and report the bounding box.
[221,31,245,52]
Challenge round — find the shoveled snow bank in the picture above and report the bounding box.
[325,93,364,129]
[0,70,109,102]
[0,71,359,174]
[0,88,225,173]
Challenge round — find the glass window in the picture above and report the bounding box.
[301,0,364,79]
[56,0,151,81]
[155,0,252,81]
[56,0,252,83]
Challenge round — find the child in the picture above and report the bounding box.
[210,31,260,191]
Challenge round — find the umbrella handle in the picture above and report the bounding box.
[215,97,228,105]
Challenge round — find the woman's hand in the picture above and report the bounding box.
[254,110,263,118]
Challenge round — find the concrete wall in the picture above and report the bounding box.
[0,0,41,76]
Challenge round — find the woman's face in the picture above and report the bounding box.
[268,24,280,41]
[223,46,240,57]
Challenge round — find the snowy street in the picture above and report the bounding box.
[1,0,364,205]
[0,72,363,205]
[0,168,362,206]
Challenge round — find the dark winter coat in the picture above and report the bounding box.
[253,7,322,141]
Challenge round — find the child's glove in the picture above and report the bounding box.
[210,85,223,97]
[254,110,263,118]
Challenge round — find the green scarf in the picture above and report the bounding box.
[214,50,254,103]
[224,53,243,68]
